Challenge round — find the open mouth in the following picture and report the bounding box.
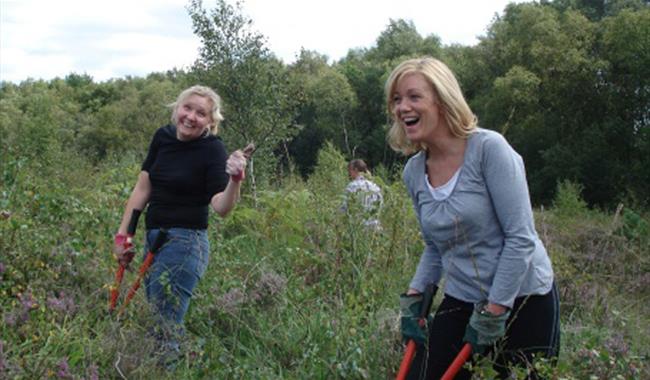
[403,117,419,126]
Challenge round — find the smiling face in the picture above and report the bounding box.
[175,94,213,141]
[391,72,447,147]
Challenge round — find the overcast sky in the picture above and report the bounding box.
[0,0,524,83]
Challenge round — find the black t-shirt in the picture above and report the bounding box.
[141,125,229,229]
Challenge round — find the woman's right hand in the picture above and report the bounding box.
[227,143,255,182]
[226,150,248,181]
[399,290,427,344]
[113,234,135,268]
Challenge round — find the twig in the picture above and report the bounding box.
[114,352,127,380]
[608,203,624,236]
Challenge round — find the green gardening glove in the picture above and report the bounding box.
[399,293,428,345]
[463,301,510,354]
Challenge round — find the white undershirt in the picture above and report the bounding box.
[426,168,461,201]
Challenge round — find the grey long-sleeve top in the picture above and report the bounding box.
[404,128,553,308]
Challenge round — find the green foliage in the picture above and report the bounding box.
[307,142,348,199]
[552,180,589,218]
[369,19,442,62]
[469,1,648,206]
[1,139,649,379]
[0,73,187,163]
[3,1,647,207]
[336,19,444,171]
[188,0,301,185]
[288,51,359,176]
[617,208,650,245]
[337,56,392,166]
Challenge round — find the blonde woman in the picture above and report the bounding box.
[113,85,248,365]
[388,58,559,379]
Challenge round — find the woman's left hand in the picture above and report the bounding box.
[226,150,248,181]
[484,302,508,316]
[463,301,511,353]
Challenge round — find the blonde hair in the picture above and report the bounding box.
[385,57,477,155]
[169,85,224,135]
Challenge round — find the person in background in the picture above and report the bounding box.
[342,159,383,231]
[112,85,249,365]
[387,57,560,379]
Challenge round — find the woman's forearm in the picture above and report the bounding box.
[210,179,241,217]
[117,171,151,234]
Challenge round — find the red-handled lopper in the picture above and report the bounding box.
[116,229,168,317]
[109,209,141,313]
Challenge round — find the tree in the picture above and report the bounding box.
[188,0,300,188]
[339,19,444,171]
[370,19,425,61]
[600,7,650,204]
[475,3,606,204]
[470,1,649,206]
[287,50,358,176]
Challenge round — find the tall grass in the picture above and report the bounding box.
[1,144,648,379]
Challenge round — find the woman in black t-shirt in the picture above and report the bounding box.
[112,85,248,363]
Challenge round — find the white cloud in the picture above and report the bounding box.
[1,0,198,82]
[1,0,522,83]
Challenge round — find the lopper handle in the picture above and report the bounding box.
[121,253,154,307]
[109,265,126,312]
[109,209,142,312]
[396,284,438,380]
[440,343,472,380]
[396,340,417,380]
[149,229,168,253]
[126,209,142,236]
[116,229,168,316]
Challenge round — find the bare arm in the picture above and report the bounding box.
[210,179,242,217]
[210,149,248,217]
[116,171,151,234]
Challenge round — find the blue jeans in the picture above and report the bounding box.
[143,228,209,327]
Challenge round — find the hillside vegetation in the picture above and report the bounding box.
[0,144,648,379]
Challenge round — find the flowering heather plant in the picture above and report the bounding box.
[56,357,72,379]
[19,291,37,311]
[4,291,37,327]
[216,288,247,315]
[604,333,630,358]
[85,364,99,380]
[250,270,287,303]
[46,291,77,315]
[3,312,18,328]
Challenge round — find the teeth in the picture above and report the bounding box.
[403,117,419,126]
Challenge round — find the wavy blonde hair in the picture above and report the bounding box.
[169,85,224,135]
[385,57,477,155]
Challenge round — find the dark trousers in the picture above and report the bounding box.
[408,283,560,380]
